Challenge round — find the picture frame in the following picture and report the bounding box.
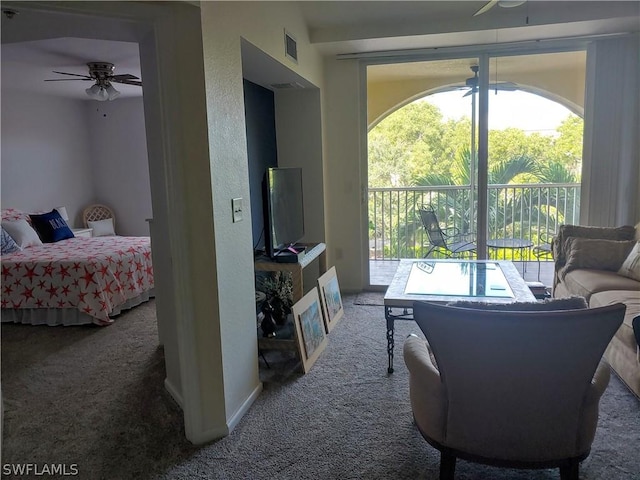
[317,266,344,333]
[292,288,328,373]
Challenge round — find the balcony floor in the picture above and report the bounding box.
[369,259,555,291]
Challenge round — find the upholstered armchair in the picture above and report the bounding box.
[404,300,626,480]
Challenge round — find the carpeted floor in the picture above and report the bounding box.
[353,291,386,306]
[1,296,639,479]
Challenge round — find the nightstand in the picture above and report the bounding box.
[72,228,93,238]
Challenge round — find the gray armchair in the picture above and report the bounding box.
[404,300,626,480]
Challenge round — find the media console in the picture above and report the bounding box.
[254,242,327,357]
[255,243,326,303]
[272,245,307,264]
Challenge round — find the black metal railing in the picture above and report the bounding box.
[368,183,580,260]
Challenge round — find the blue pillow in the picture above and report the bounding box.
[29,209,75,243]
[1,227,21,254]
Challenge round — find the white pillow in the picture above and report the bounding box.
[1,220,43,248]
[618,241,640,281]
[88,218,115,237]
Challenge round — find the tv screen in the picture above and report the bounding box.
[264,167,305,258]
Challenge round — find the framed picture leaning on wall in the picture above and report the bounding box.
[292,288,328,373]
[317,266,344,334]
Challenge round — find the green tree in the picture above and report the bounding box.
[368,101,451,187]
[549,114,583,177]
[367,93,583,259]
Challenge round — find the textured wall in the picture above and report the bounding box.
[85,97,152,236]
[0,89,152,235]
[0,90,94,225]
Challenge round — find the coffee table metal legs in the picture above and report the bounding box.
[386,310,395,373]
[385,306,414,373]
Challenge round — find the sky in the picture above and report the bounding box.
[423,90,575,135]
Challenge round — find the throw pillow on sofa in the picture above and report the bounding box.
[560,237,636,278]
[554,224,636,266]
[618,242,640,281]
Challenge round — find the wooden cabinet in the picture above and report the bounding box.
[255,242,327,354]
[254,243,327,304]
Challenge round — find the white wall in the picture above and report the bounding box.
[275,88,325,244]
[0,89,94,225]
[199,0,325,435]
[0,87,151,235]
[322,57,366,291]
[85,97,152,235]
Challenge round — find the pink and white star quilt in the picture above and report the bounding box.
[1,236,154,325]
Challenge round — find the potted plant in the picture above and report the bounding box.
[256,271,293,326]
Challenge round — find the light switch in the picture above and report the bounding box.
[232,197,243,223]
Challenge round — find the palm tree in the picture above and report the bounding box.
[413,148,537,245]
[528,160,581,235]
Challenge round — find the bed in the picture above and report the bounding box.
[1,209,154,326]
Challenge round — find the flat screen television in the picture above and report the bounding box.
[263,167,305,259]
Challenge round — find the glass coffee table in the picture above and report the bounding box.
[383,259,536,373]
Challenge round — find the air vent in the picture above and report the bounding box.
[284,30,298,64]
[269,82,305,90]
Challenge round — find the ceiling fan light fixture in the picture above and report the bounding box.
[105,83,120,101]
[85,84,100,95]
[46,61,141,99]
[85,84,106,101]
[85,81,120,101]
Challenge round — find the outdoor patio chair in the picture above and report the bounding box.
[532,232,555,281]
[418,206,476,259]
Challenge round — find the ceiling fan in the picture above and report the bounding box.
[474,0,527,17]
[45,62,142,101]
[457,65,518,96]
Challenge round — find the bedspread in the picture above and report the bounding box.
[1,236,154,325]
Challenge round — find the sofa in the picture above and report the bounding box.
[552,223,640,398]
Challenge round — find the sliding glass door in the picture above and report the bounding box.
[366,49,585,286]
[485,51,584,262]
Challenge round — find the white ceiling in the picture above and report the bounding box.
[1,1,638,100]
[2,37,142,100]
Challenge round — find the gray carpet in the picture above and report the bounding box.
[1,297,639,480]
[353,291,386,306]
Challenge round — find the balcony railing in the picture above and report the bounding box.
[369,183,580,261]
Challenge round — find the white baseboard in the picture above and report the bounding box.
[165,379,263,444]
[227,382,263,433]
[164,377,184,409]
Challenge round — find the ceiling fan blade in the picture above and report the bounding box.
[474,0,498,16]
[51,71,92,79]
[44,78,93,82]
[111,74,140,81]
[462,82,519,97]
[491,82,518,91]
[111,79,143,87]
[500,1,527,8]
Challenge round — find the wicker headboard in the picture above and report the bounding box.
[83,204,116,229]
